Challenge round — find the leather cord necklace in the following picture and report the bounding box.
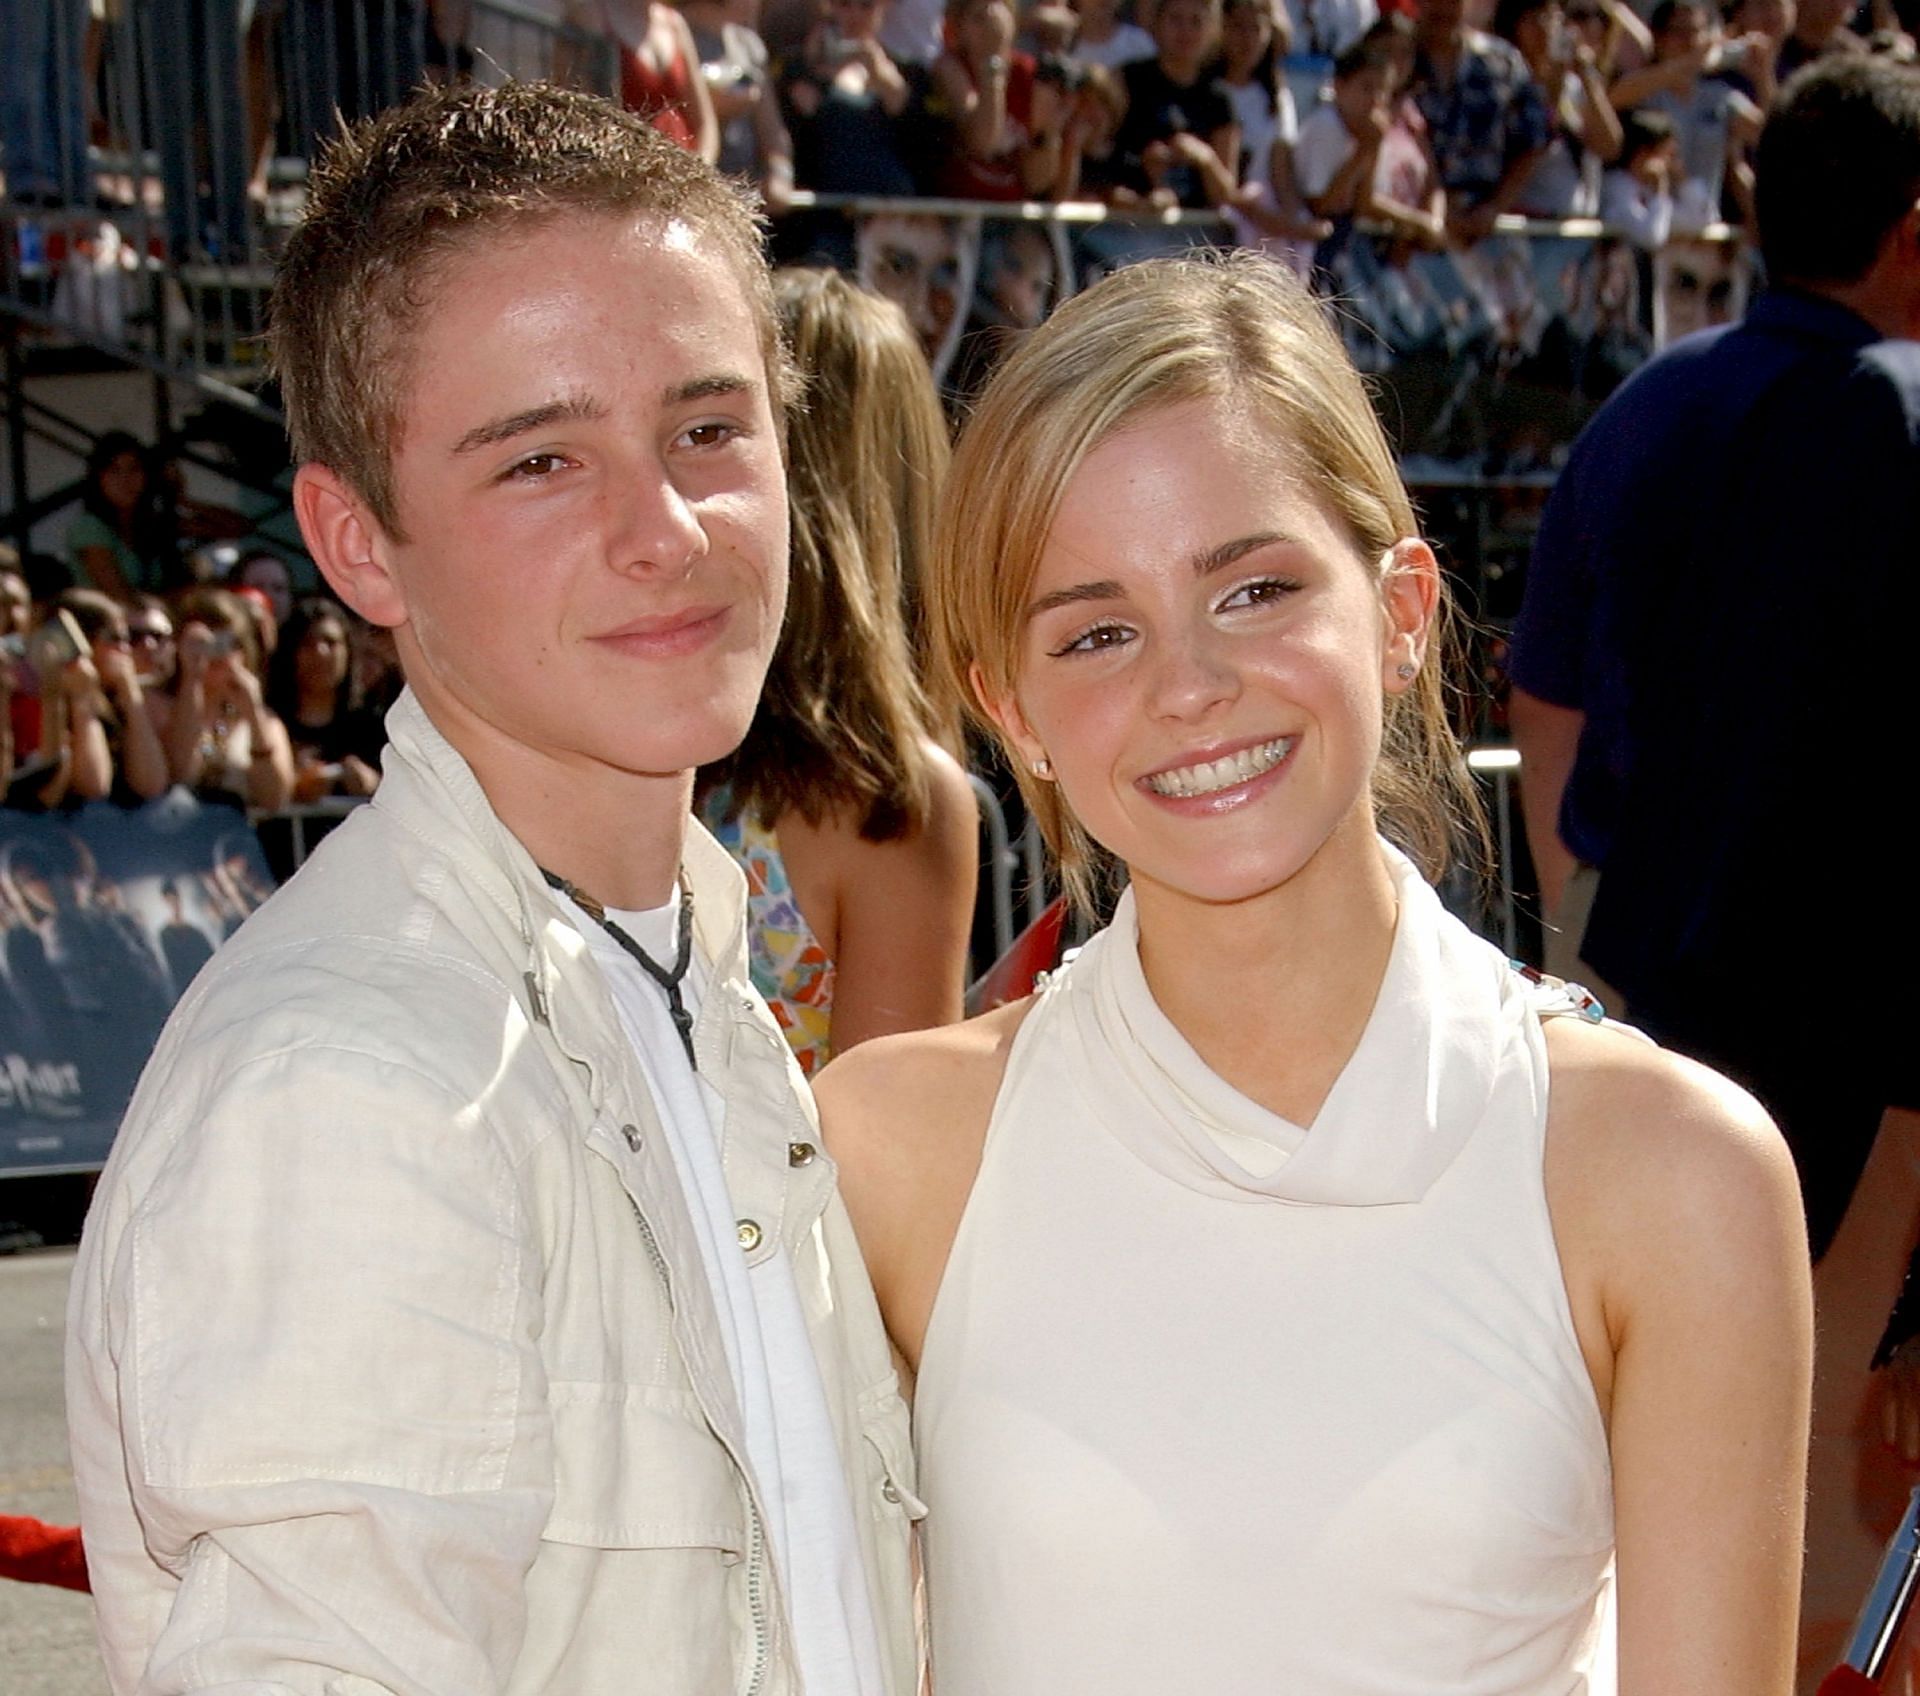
[542,869,698,1068]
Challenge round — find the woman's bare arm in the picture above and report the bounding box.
[781,742,980,1058]
[815,998,1030,1367]
[1545,1020,1810,1695]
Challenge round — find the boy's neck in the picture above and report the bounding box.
[411,674,693,913]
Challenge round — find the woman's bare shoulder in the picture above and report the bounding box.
[1542,1018,1807,1300]
[815,995,1037,1168]
[815,999,1040,1348]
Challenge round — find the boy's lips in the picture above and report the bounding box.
[590,604,730,657]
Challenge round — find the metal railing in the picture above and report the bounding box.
[0,0,616,383]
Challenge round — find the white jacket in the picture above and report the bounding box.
[66,691,922,1696]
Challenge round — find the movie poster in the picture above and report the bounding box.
[0,794,275,1175]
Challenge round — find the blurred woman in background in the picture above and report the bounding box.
[67,433,175,600]
[164,587,295,812]
[582,0,721,159]
[266,597,384,802]
[51,589,171,805]
[699,268,976,1075]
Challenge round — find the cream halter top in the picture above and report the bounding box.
[912,847,1616,1695]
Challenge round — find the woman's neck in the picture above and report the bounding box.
[1130,810,1401,1127]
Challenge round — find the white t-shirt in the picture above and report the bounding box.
[1514,75,1601,217]
[1069,22,1157,69]
[558,888,886,1696]
[1600,167,1672,249]
[1224,76,1300,186]
[1292,100,1355,199]
[1648,76,1742,229]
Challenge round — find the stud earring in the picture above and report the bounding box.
[1396,663,1416,681]
[1033,756,1054,779]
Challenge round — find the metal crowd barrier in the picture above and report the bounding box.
[0,0,614,387]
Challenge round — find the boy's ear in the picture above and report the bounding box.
[292,464,408,630]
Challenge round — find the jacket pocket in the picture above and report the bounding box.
[543,1379,748,1554]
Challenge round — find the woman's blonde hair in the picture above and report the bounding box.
[705,268,953,841]
[929,249,1486,902]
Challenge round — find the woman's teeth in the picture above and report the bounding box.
[1145,737,1294,798]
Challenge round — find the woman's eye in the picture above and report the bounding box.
[1219,576,1300,611]
[1051,621,1133,658]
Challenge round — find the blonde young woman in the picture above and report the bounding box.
[816,253,1811,1693]
[698,269,977,1076]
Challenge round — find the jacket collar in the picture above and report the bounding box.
[372,688,752,1000]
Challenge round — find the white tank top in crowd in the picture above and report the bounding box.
[912,846,1618,1696]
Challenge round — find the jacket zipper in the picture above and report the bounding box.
[625,1195,774,1696]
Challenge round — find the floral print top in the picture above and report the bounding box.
[698,784,837,1076]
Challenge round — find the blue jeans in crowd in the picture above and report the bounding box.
[0,0,92,205]
[143,0,253,262]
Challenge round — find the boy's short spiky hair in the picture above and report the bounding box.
[270,81,789,538]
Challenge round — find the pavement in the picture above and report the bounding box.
[0,1248,105,1695]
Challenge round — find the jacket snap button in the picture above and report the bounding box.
[736,1219,763,1252]
[788,1141,816,1168]
[881,1479,902,1504]
[621,1123,643,1152]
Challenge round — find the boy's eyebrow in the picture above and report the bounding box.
[450,374,757,456]
[666,372,757,406]
[451,394,607,456]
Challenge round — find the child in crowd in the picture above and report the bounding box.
[1605,0,1761,231]
[931,0,1081,197]
[1218,0,1331,266]
[1294,28,1445,247]
[1600,104,1677,247]
[1112,0,1243,207]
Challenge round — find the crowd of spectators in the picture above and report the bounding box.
[8,0,1914,262]
[0,443,396,823]
[619,0,1911,237]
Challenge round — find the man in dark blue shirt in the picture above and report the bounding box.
[1509,56,1920,1257]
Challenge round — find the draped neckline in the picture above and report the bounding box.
[1061,845,1526,1206]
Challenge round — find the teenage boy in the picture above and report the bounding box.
[67,82,918,1696]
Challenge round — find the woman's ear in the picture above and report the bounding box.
[292,464,409,631]
[1379,537,1441,694]
[970,661,1054,780]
